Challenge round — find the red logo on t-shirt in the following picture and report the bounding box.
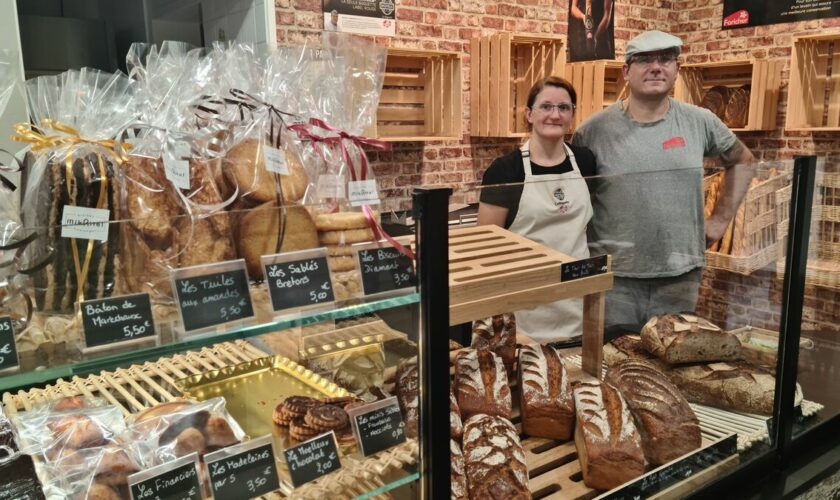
[663,137,686,150]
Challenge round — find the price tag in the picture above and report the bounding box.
[560,254,609,282]
[164,143,191,190]
[348,180,380,206]
[79,293,156,349]
[262,248,335,313]
[204,435,280,500]
[60,205,110,242]
[283,431,342,488]
[0,316,19,372]
[129,453,202,500]
[348,397,406,457]
[356,245,416,297]
[171,259,255,334]
[263,146,290,175]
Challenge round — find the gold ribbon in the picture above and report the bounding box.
[11,119,128,303]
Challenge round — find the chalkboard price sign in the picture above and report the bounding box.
[348,397,407,457]
[283,432,342,488]
[262,249,335,313]
[357,246,416,296]
[172,260,255,333]
[80,293,156,349]
[0,316,19,371]
[129,453,202,500]
[204,436,280,500]
[560,254,609,282]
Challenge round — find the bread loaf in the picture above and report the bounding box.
[455,349,511,420]
[471,313,517,372]
[450,389,463,440]
[573,382,645,490]
[451,438,468,500]
[641,313,742,364]
[603,335,667,371]
[462,414,530,500]
[669,361,802,415]
[396,358,419,438]
[518,344,574,440]
[606,360,701,465]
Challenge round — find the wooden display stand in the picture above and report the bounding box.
[786,33,840,131]
[470,33,566,137]
[565,60,628,131]
[675,59,782,131]
[445,225,612,377]
[370,48,462,142]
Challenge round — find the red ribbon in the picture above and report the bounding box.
[303,118,391,181]
[363,205,416,261]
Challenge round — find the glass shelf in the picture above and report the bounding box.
[0,293,420,393]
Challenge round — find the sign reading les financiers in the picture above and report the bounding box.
[80,293,156,348]
[204,436,280,500]
[172,259,255,333]
[262,248,335,313]
[722,0,840,29]
[356,244,416,297]
[128,453,202,500]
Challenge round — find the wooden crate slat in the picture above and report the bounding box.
[380,88,424,104]
[377,107,425,122]
[490,34,502,135]
[383,72,422,86]
[481,36,491,135]
[470,37,481,136]
[424,58,436,136]
[384,55,426,70]
[499,33,512,135]
[377,124,426,137]
[829,50,840,127]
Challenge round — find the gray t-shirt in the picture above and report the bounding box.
[572,98,737,278]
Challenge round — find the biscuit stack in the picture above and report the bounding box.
[314,211,379,300]
[272,395,360,441]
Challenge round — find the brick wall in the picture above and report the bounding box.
[273,0,840,332]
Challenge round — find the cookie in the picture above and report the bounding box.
[328,255,357,272]
[319,228,375,245]
[272,404,293,426]
[305,404,349,431]
[325,245,355,257]
[282,396,320,416]
[289,417,321,441]
[224,138,309,203]
[238,203,319,278]
[314,211,379,231]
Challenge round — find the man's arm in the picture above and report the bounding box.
[706,139,756,243]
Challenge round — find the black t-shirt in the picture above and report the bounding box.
[480,143,597,229]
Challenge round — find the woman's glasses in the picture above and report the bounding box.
[533,103,575,114]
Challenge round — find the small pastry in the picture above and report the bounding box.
[174,427,206,458]
[304,405,349,432]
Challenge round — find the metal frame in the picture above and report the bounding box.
[413,187,452,500]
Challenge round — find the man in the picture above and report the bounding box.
[572,30,755,332]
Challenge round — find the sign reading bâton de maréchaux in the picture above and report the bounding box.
[80,293,155,348]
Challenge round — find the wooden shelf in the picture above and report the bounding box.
[676,58,782,131]
[470,33,566,137]
[565,59,627,132]
[786,33,840,132]
[370,48,462,142]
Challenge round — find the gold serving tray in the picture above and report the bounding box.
[176,355,352,493]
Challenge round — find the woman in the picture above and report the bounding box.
[478,76,596,341]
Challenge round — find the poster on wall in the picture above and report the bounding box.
[323,0,396,37]
[723,0,840,29]
[568,0,616,62]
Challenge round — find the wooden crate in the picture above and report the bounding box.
[470,33,566,137]
[371,48,462,142]
[786,33,840,131]
[565,60,628,131]
[675,59,782,131]
[703,166,790,274]
[777,172,840,289]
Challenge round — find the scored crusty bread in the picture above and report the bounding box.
[455,349,512,420]
[462,414,529,500]
[472,313,517,373]
[573,382,646,490]
[451,438,468,500]
[606,359,702,465]
[518,344,574,440]
[641,313,742,364]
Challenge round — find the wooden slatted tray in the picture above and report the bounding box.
[446,225,613,325]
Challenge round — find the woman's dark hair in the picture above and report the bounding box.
[525,76,577,131]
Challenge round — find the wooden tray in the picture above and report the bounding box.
[446,225,613,325]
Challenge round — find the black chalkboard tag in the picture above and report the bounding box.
[79,293,156,349]
[0,316,19,372]
[347,396,407,457]
[204,435,280,500]
[355,243,416,297]
[261,248,335,314]
[283,431,342,488]
[171,259,255,334]
[560,254,609,282]
[599,433,737,499]
[128,452,202,500]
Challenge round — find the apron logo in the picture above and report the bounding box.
[553,187,571,214]
[553,187,565,204]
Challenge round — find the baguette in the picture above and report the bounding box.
[719,217,736,255]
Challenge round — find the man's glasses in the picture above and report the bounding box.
[630,53,678,67]
[533,103,575,114]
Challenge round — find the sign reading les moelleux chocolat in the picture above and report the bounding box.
[80,293,155,348]
[283,432,341,488]
[205,438,280,500]
[173,261,254,333]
